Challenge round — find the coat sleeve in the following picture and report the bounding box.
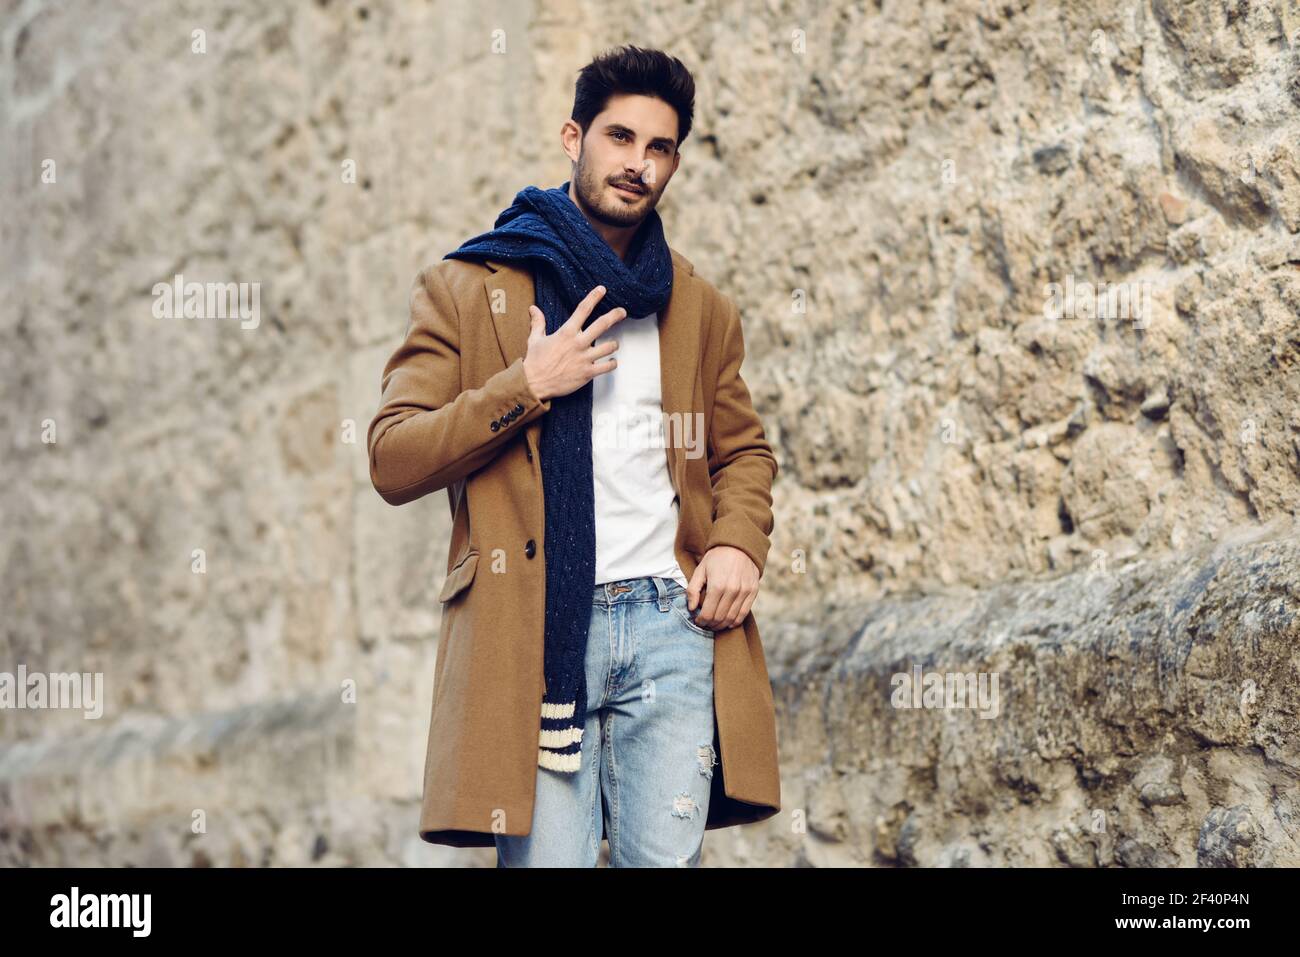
[701,293,779,577]
[367,264,552,506]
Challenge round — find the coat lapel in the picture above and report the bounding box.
[480,250,702,496]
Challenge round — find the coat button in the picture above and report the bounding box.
[524,539,536,559]
[490,420,500,432]
[525,446,534,462]
[513,403,524,414]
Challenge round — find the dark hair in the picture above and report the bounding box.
[571,45,695,150]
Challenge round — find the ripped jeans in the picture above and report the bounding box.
[495,575,718,867]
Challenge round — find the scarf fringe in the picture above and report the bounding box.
[538,724,583,748]
[538,748,582,772]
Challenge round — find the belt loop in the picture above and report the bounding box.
[652,575,670,611]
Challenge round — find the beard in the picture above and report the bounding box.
[573,154,659,228]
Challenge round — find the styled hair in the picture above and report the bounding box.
[571,45,696,150]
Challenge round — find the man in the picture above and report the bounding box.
[367,45,780,867]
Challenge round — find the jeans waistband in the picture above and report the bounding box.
[591,576,683,607]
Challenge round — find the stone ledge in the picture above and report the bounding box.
[763,522,1300,866]
[0,692,356,843]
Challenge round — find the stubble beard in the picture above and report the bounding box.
[574,153,658,229]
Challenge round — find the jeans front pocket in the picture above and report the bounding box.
[669,592,715,639]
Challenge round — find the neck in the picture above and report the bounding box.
[568,180,638,262]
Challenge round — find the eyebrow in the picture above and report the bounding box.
[604,123,676,150]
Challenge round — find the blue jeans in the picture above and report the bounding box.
[495,575,718,867]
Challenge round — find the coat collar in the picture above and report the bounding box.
[481,248,702,491]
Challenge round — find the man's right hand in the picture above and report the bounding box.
[522,285,626,402]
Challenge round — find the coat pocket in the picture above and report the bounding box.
[438,549,480,603]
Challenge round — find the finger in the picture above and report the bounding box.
[686,564,707,611]
[565,285,608,333]
[586,338,619,361]
[577,305,627,346]
[719,584,750,629]
[702,582,733,629]
[699,583,726,627]
[693,583,714,625]
[528,305,546,341]
[735,590,757,627]
[588,355,618,378]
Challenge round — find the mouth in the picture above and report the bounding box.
[612,182,645,197]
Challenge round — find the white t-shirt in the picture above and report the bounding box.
[590,312,689,589]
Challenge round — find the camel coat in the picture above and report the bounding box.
[366,246,781,847]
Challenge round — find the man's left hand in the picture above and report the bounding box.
[685,545,760,632]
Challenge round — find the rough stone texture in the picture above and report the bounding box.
[1,0,1297,866]
[767,523,1300,867]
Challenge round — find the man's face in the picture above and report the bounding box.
[567,93,681,228]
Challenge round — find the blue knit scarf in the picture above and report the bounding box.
[444,181,674,774]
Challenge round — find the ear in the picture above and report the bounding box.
[560,120,583,164]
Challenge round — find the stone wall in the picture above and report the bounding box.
[1,0,1297,866]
